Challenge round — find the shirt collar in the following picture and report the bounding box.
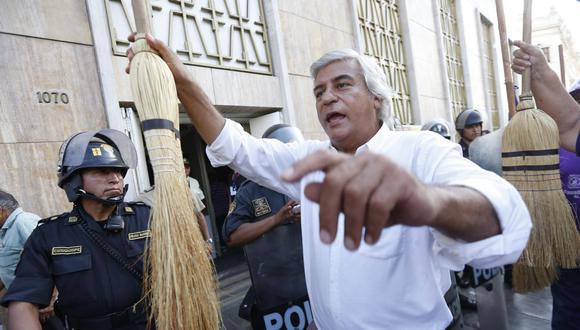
[327,121,391,154]
[1,208,24,231]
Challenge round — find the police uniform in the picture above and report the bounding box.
[459,139,470,158]
[223,181,308,329]
[1,202,152,330]
[223,181,289,239]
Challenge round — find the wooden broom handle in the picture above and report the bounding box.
[495,0,516,119]
[132,0,152,35]
[521,0,532,94]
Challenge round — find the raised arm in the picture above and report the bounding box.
[512,40,580,152]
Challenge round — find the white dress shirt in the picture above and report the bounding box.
[207,120,531,330]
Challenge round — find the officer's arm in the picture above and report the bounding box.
[195,211,210,241]
[7,301,41,330]
[228,203,294,247]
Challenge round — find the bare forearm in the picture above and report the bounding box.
[528,60,580,151]
[177,79,225,144]
[195,211,210,241]
[228,216,281,247]
[430,186,501,242]
[8,301,41,330]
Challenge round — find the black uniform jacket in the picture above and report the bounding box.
[1,202,150,319]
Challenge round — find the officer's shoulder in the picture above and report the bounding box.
[238,180,257,191]
[38,212,70,225]
[123,201,151,216]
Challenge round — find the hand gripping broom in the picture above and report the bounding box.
[501,0,580,292]
[129,0,221,328]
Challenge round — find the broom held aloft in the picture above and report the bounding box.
[511,41,580,153]
[126,33,226,145]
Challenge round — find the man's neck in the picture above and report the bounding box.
[334,122,381,154]
[80,199,116,221]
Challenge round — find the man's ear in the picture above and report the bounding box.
[373,95,383,111]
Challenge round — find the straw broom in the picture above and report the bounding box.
[501,0,580,292]
[129,0,220,328]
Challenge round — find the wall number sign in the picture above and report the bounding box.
[36,91,70,104]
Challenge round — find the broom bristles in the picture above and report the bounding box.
[502,97,580,292]
[130,36,221,329]
[512,264,557,293]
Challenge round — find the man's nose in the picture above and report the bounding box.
[320,89,338,104]
[107,171,122,182]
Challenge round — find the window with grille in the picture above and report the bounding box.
[438,0,467,119]
[481,17,499,129]
[356,0,412,124]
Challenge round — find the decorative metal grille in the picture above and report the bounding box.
[481,17,499,129]
[105,0,272,74]
[438,0,467,119]
[357,0,412,124]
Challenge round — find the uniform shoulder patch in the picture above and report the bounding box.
[39,212,69,225]
[252,197,271,217]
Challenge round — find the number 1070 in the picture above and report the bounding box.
[36,91,69,104]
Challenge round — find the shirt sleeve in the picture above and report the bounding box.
[222,185,255,241]
[16,213,40,246]
[1,226,54,308]
[206,119,304,201]
[415,135,532,270]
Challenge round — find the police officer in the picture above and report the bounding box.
[1,129,152,330]
[223,124,310,330]
[455,109,484,157]
[421,119,452,140]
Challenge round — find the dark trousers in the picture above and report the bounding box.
[551,267,580,330]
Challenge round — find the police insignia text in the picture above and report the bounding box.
[128,230,151,240]
[52,246,82,255]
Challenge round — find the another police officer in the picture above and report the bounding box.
[1,129,152,330]
[421,119,452,140]
[455,109,484,157]
[223,124,310,330]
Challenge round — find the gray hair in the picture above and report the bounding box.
[0,190,19,212]
[310,49,393,125]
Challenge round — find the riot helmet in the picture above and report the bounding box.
[455,109,483,131]
[57,129,137,203]
[421,120,451,139]
[262,124,304,143]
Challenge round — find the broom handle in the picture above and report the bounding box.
[132,0,152,35]
[495,0,516,119]
[521,0,532,94]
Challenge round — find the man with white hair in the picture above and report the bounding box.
[127,34,531,329]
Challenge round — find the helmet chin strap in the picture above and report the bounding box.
[76,184,128,206]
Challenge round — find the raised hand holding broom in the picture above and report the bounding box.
[501,0,580,292]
